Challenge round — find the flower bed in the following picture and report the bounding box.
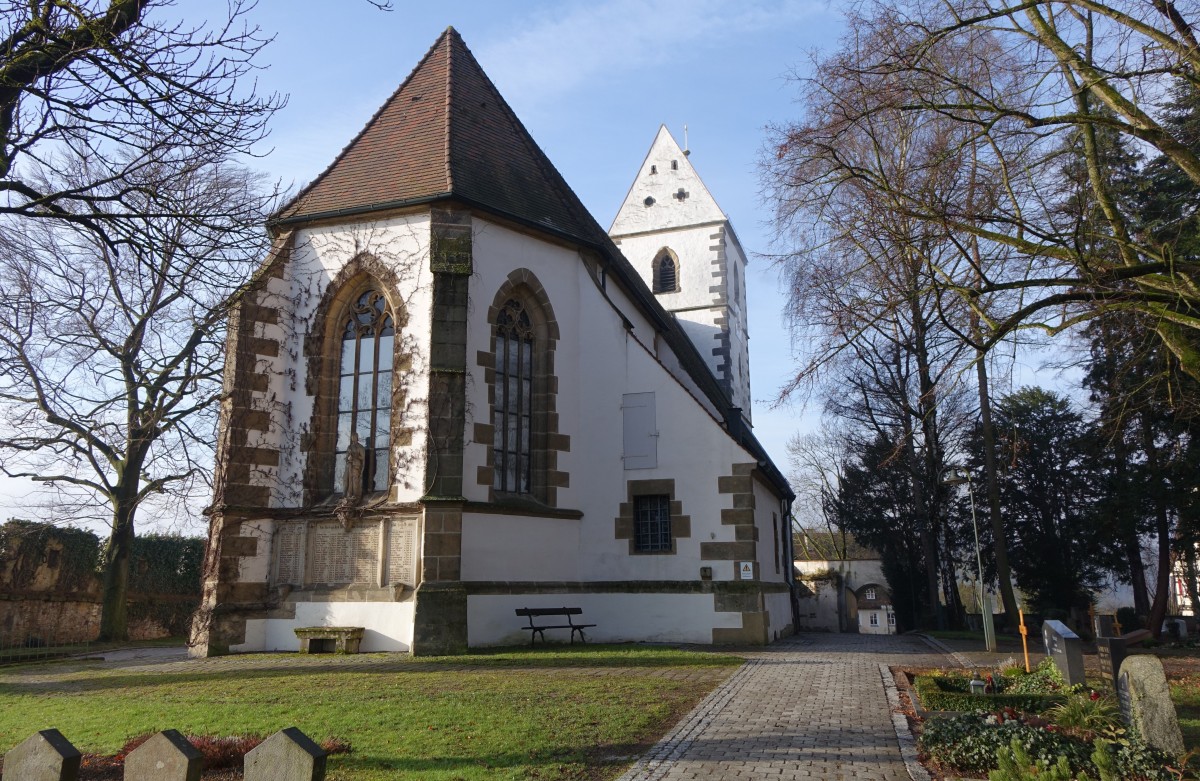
[918,709,1175,780]
[912,674,1066,714]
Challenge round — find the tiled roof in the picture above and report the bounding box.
[274,27,606,247]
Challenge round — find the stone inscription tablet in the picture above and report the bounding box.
[276,522,305,585]
[350,524,380,584]
[309,523,347,584]
[388,517,417,586]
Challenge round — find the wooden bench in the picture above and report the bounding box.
[515,607,596,646]
[294,626,364,654]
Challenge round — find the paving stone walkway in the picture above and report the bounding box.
[617,633,951,781]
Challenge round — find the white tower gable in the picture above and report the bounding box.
[610,127,752,419]
[610,126,726,235]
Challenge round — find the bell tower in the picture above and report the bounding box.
[610,126,751,419]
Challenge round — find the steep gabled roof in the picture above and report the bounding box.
[273,27,605,248]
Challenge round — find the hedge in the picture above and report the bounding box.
[912,674,1066,714]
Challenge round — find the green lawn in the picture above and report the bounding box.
[1171,673,1200,752]
[0,644,740,780]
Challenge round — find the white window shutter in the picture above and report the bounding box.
[622,392,657,469]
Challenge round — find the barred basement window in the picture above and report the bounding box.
[633,494,672,552]
[493,299,534,493]
[652,249,678,294]
[334,290,394,495]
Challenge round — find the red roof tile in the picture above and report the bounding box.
[275,28,606,247]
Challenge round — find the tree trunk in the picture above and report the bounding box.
[1143,422,1172,639]
[976,347,1020,631]
[1125,529,1152,618]
[99,501,135,641]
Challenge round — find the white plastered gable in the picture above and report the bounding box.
[610,126,726,236]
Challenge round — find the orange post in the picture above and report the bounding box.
[1018,607,1030,673]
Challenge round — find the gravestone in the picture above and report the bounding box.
[244,727,327,781]
[3,729,81,781]
[1117,655,1185,757]
[1041,619,1085,687]
[123,730,202,781]
[1093,613,1117,638]
[1096,636,1128,690]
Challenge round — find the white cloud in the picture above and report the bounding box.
[476,0,824,105]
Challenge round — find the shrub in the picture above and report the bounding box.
[989,738,1074,781]
[1046,692,1122,738]
[920,714,1175,780]
[997,658,1073,696]
[920,714,1091,774]
[913,674,1065,713]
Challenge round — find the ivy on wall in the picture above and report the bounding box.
[0,520,101,594]
[1,520,203,598]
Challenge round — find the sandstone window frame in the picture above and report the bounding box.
[303,257,410,505]
[474,269,568,507]
[652,248,679,294]
[615,479,690,556]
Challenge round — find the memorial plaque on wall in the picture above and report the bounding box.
[350,524,380,585]
[388,517,417,586]
[275,522,306,585]
[309,523,349,584]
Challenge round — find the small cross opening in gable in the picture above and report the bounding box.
[673,188,689,201]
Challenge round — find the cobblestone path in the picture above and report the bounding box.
[617,633,950,781]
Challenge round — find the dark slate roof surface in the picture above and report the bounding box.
[275,27,605,248]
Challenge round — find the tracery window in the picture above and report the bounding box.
[493,298,534,493]
[652,250,678,294]
[335,290,394,495]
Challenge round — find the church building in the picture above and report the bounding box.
[192,28,794,656]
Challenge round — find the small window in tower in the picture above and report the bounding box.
[652,250,678,294]
[643,196,655,207]
[650,165,657,174]
[671,159,678,170]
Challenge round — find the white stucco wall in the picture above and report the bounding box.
[468,593,743,646]
[461,513,582,581]
[253,214,435,508]
[462,218,762,585]
[235,601,415,653]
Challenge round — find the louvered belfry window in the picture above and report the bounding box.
[493,299,534,493]
[653,252,677,293]
[335,290,394,495]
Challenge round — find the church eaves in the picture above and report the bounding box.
[272,27,605,249]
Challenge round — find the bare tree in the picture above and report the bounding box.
[0,147,276,640]
[834,0,1200,376]
[764,18,1032,628]
[0,1,283,244]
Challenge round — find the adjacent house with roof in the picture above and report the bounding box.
[191,28,794,656]
[793,529,895,635]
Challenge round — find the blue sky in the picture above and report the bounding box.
[241,0,841,475]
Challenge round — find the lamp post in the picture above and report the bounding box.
[951,469,997,652]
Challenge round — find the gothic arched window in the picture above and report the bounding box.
[335,289,394,496]
[493,298,534,494]
[652,250,678,294]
